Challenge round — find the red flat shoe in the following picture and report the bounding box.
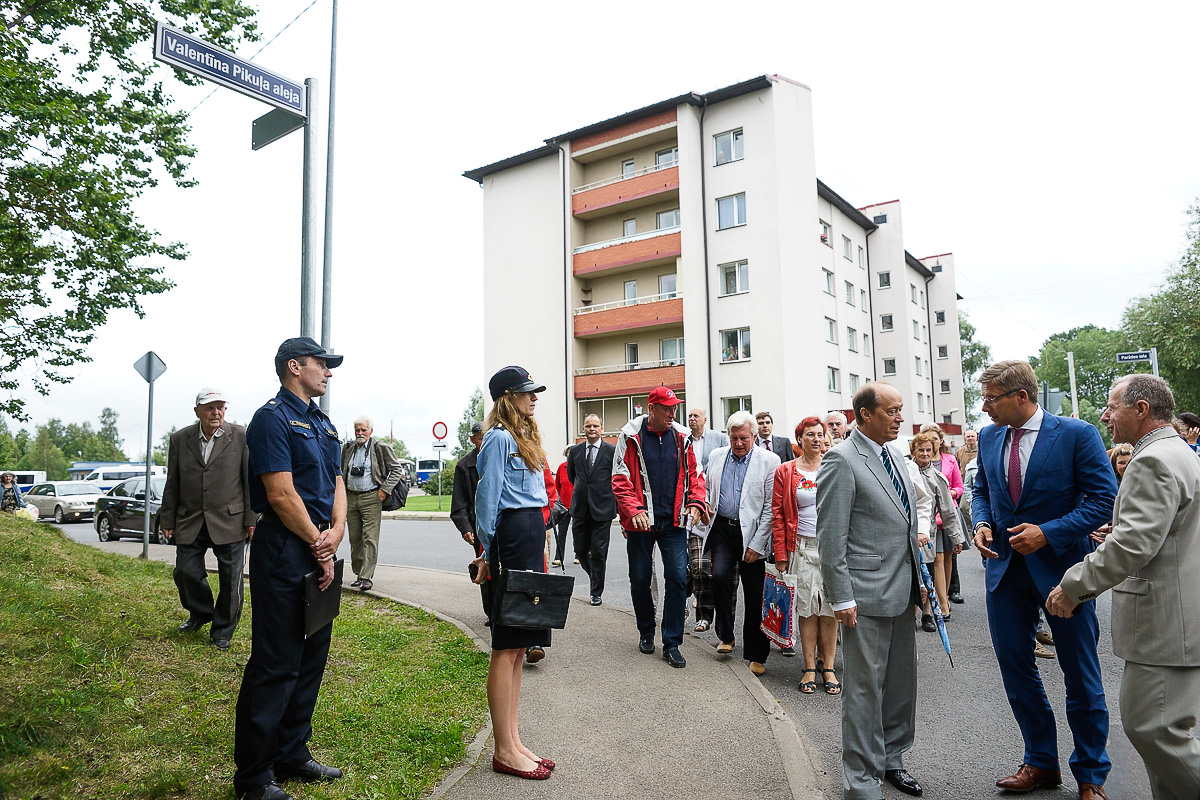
[539,758,555,771]
[492,757,551,780]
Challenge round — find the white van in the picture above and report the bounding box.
[2,470,46,493]
[82,464,165,493]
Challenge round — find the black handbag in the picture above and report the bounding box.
[545,499,568,530]
[381,480,409,512]
[495,566,575,630]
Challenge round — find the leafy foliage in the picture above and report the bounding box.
[0,1,259,420]
[1,407,127,476]
[452,388,484,458]
[421,461,457,496]
[959,312,992,428]
[1028,325,1141,411]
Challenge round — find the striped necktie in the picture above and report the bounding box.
[879,445,911,517]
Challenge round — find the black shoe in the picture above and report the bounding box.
[885,768,923,796]
[349,578,362,588]
[780,645,796,657]
[638,634,654,654]
[590,596,602,606]
[178,618,209,632]
[921,614,936,632]
[212,638,231,651]
[663,647,686,668]
[275,759,343,783]
[949,592,964,604]
[359,579,373,591]
[237,781,294,800]
[525,646,545,664]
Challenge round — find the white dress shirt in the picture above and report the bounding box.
[1002,405,1044,484]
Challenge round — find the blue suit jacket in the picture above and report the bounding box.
[971,412,1117,595]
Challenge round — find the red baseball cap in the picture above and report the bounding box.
[648,386,683,406]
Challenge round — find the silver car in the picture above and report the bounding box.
[25,481,105,524]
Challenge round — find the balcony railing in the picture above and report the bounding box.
[573,358,685,377]
[573,225,680,256]
[575,290,680,316]
[572,158,678,194]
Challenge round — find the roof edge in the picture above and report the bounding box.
[905,251,935,278]
[463,144,559,184]
[817,179,877,232]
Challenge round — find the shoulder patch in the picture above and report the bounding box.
[289,419,312,430]
[268,400,276,405]
[324,427,336,437]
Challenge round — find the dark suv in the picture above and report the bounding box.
[94,476,170,544]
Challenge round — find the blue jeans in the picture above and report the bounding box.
[627,524,687,649]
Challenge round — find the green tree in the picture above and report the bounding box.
[421,461,457,496]
[453,388,485,458]
[1122,201,1200,413]
[1060,396,1112,450]
[0,417,21,467]
[0,3,258,420]
[378,436,411,460]
[96,408,126,460]
[152,426,176,467]
[959,312,992,428]
[1029,325,1138,411]
[17,426,70,479]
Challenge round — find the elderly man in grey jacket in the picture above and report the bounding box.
[340,416,403,591]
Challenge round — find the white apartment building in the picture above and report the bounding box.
[464,75,965,448]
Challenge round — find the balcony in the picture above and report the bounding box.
[573,227,681,277]
[573,292,683,339]
[574,361,686,399]
[572,163,679,220]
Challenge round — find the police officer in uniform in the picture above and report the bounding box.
[233,337,347,800]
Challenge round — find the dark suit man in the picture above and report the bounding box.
[754,411,794,463]
[567,413,616,605]
[160,388,256,650]
[450,422,491,619]
[972,360,1117,800]
[817,382,925,799]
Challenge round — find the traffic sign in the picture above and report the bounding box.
[432,442,448,450]
[1116,350,1152,363]
[154,21,307,116]
[133,351,167,383]
[432,421,448,440]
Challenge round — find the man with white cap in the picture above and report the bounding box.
[160,388,256,650]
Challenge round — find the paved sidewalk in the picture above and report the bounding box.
[79,540,824,800]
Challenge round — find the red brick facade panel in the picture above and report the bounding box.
[574,365,686,398]
[571,109,677,153]
[572,168,679,216]
[573,232,681,276]
[574,298,683,338]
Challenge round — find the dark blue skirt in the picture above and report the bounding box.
[489,507,551,651]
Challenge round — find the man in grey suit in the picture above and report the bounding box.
[816,382,926,798]
[1048,375,1200,800]
[686,407,728,471]
[161,388,257,650]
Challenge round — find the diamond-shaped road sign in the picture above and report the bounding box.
[133,351,167,383]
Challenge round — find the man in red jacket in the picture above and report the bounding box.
[612,387,707,668]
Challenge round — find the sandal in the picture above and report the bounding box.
[822,669,841,695]
[694,619,711,633]
[798,669,817,694]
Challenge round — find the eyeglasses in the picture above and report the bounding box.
[981,388,1020,406]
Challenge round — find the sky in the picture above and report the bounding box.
[15,1,1200,461]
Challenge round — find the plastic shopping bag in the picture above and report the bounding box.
[760,563,798,649]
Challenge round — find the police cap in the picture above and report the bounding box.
[489,365,546,401]
[275,336,344,369]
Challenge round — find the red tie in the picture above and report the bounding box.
[1007,428,1025,505]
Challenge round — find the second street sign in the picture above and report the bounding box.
[154,22,306,117]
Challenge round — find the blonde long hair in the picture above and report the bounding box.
[485,393,547,470]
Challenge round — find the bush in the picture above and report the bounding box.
[421,462,456,495]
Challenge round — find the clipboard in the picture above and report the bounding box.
[303,558,344,638]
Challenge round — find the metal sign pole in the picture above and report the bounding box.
[143,378,155,559]
[1066,351,1080,419]
[438,450,443,511]
[1150,346,1160,377]
[319,0,339,414]
[301,77,319,339]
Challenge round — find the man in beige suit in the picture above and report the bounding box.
[1048,374,1200,800]
[161,389,257,650]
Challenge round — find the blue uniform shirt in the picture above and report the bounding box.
[717,449,751,519]
[474,425,547,557]
[247,386,342,525]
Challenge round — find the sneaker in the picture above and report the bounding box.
[1034,641,1056,659]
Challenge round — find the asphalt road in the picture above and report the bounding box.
[57,516,1156,798]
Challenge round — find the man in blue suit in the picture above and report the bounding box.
[972,360,1117,800]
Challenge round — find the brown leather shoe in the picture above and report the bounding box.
[1079,784,1108,800]
[995,764,1062,792]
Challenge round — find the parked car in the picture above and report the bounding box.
[93,475,170,544]
[25,481,105,524]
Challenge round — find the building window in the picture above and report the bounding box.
[622,159,635,178]
[880,314,894,332]
[918,393,925,412]
[658,273,677,298]
[922,325,927,342]
[717,194,747,229]
[719,260,749,296]
[935,310,946,324]
[849,373,860,392]
[820,220,831,246]
[860,289,867,309]
[937,344,948,359]
[842,235,852,260]
[883,358,896,375]
[823,269,835,295]
[624,280,637,301]
[578,397,632,435]
[827,367,839,392]
[915,356,922,376]
[910,283,918,304]
[913,320,920,340]
[845,281,855,305]
[858,245,864,268]
[847,327,858,352]
[720,328,751,362]
[878,271,891,289]
[863,333,869,354]
[825,318,838,344]
[714,128,744,165]
[723,395,752,422]
[873,214,887,224]
[626,342,639,368]
[623,218,636,237]
[655,146,678,167]
[657,208,680,229]
[920,290,925,309]
[660,337,685,365]
[940,379,951,394]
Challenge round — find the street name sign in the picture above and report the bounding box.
[1116,351,1152,363]
[154,21,307,117]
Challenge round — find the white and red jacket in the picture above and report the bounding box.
[611,415,706,531]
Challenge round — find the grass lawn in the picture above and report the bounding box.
[398,495,451,513]
[0,516,488,800]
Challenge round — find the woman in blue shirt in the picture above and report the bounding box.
[472,365,554,781]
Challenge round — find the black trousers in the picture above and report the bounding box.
[553,511,571,562]
[949,550,961,595]
[706,516,770,664]
[233,520,332,792]
[173,522,246,641]
[572,515,612,598]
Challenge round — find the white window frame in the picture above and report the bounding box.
[720,327,751,363]
[658,273,677,298]
[656,208,680,229]
[860,289,867,310]
[623,218,636,237]
[843,235,852,260]
[827,367,839,392]
[915,356,922,376]
[718,260,749,296]
[626,342,640,368]
[940,379,951,394]
[937,345,948,359]
[849,373,860,392]
[624,280,637,300]
[883,358,897,376]
[845,280,855,305]
[913,320,920,340]
[935,310,946,325]
[714,128,744,165]
[825,317,838,344]
[918,393,925,412]
[660,336,685,364]
[863,333,870,354]
[880,314,894,332]
[910,283,918,304]
[823,269,835,295]
[858,245,864,268]
[717,193,747,229]
[722,395,753,422]
[847,326,858,352]
[621,159,635,178]
[878,271,891,289]
[820,220,831,246]
[655,146,678,167]
[920,290,925,309]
